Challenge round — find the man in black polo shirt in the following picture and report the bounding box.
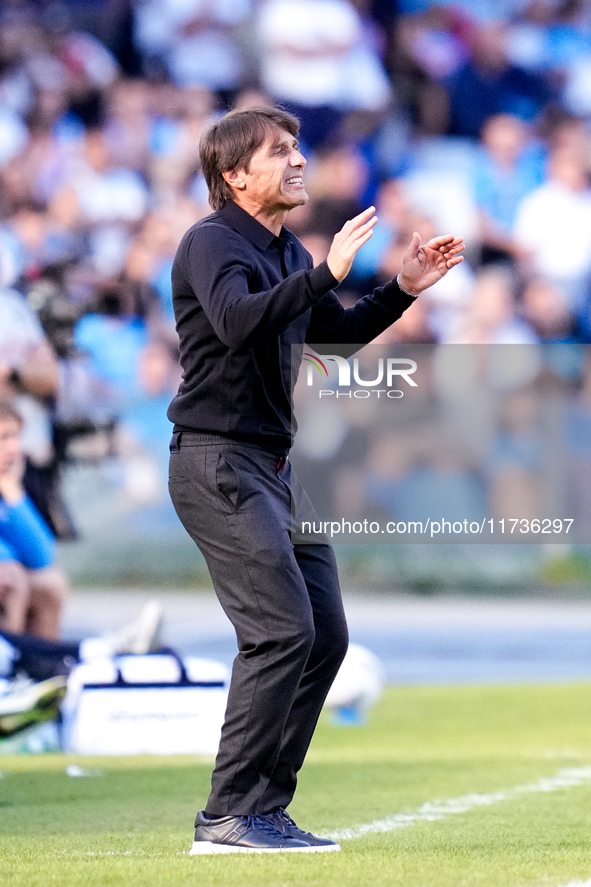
[168,107,464,855]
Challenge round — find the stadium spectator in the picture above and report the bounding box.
[445,264,537,344]
[513,140,591,314]
[256,0,391,147]
[0,599,163,739]
[472,113,545,265]
[148,86,214,205]
[132,0,252,97]
[445,20,551,138]
[66,127,151,276]
[519,276,586,344]
[0,399,66,641]
[72,276,158,407]
[0,281,72,539]
[103,78,153,174]
[389,5,470,136]
[0,598,163,684]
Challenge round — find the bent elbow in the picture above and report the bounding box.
[217,315,260,350]
[218,327,252,350]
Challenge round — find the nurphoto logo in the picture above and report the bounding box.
[303,352,418,399]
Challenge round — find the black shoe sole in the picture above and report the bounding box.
[189,840,340,854]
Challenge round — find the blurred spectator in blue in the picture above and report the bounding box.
[507,0,591,118]
[146,82,189,165]
[148,85,214,206]
[103,78,153,175]
[0,399,67,641]
[446,20,552,138]
[72,273,178,514]
[0,104,29,172]
[0,199,82,282]
[473,113,545,264]
[122,339,180,513]
[0,281,58,465]
[124,200,202,332]
[73,278,159,409]
[0,279,74,542]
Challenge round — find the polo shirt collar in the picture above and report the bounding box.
[218,200,289,250]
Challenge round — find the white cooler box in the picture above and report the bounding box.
[62,654,230,755]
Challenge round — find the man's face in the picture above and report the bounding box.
[235,128,308,215]
[0,417,22,475]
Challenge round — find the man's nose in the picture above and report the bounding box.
[290,149,306,167]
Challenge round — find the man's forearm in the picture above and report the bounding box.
[307,276,416,349]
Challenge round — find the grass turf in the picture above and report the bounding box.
[1,683,591,886]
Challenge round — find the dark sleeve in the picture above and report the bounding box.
[181,225,338,349]
[306,277,417,352]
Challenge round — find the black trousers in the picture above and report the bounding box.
[168,432,349,816]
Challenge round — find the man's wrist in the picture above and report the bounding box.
[396,274,419,297]
[310,261,339,302]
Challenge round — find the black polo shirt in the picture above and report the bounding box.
[168,200,416,452]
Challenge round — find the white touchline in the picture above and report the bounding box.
[557,881,591,887]
[328,767,591,841]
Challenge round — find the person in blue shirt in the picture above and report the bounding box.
[0,399,67,640]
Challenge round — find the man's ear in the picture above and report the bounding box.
[222,169,246,191]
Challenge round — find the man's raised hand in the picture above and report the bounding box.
[397,232,465,296]
[326,213,464,294]
[326,206,378,282]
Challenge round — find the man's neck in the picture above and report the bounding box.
[230,195,288,237]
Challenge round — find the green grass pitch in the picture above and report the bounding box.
[2,682,591,886]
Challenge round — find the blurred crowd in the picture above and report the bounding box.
[2,0,591,538]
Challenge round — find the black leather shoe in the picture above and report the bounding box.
[261,808,341,851]
[189,811,314,854]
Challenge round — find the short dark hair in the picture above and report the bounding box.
[0,399,23,425]
[200,107,300,210]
